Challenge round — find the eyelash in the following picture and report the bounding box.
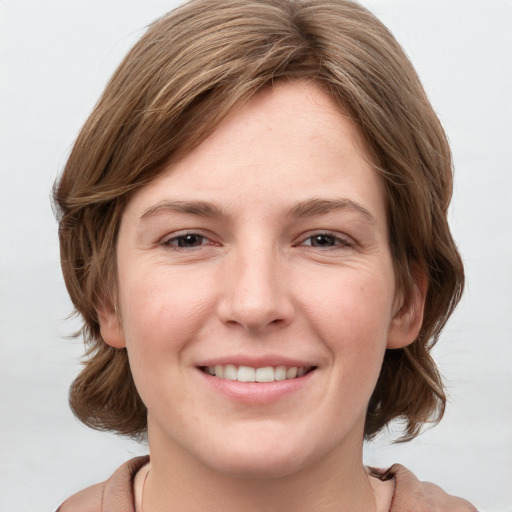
[298,231,354,250]
[160,232,213,250]
[160,231,354,251]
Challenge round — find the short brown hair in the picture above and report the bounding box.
[54,0,464,442]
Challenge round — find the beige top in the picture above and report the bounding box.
[57,455,477,512]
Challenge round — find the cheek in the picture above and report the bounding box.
[116,268,217,412]
[311,273,394,421]
[118,266,216,355]
[303,265,395,341]
[300,264,395,388]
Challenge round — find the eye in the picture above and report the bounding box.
[162,232,210,249]
[301,232,353,249]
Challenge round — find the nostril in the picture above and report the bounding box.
[217,275,295,332]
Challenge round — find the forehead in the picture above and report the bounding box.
[174,81,373,176]
[123,80,386,227]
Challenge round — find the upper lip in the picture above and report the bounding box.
[195,356,317,368]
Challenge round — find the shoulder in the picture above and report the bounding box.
[373,464,478,512]
[57,481,105,512]
[57,455,149,512]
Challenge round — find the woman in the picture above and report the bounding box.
[55,0,476,510]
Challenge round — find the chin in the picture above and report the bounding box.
[211,450,310,480]
[197,432,325,480]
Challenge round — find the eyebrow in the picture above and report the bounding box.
[286,198,375,222]
[140,200,225,221]
[139,197,375,223]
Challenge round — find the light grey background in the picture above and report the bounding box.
[1,1,511,510]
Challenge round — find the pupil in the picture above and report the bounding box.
[312,234,334,247]
[178,234,201,247]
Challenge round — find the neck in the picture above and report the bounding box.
[142,422,380,512]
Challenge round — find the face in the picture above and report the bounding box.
[100,81,423,478]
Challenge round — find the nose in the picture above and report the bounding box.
[217,247,295,333]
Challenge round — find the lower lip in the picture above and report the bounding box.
[196,368,316,404]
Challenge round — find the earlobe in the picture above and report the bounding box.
[97,305,126,349]
[387,271,428,349]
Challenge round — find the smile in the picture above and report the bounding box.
[200,364,315,382]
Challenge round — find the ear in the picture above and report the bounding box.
[97,304,126,349]
[387,269,428,349]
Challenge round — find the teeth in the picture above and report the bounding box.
[286,367,298,379]
[224,364,237,381]
[237,365,255,382]
[203,364,312,382]
[274,365,287,381]
[255,366,274,382]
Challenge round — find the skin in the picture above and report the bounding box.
[99,80,425,512]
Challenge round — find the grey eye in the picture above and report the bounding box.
[307,234,338,247]
[169,234,207,248]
